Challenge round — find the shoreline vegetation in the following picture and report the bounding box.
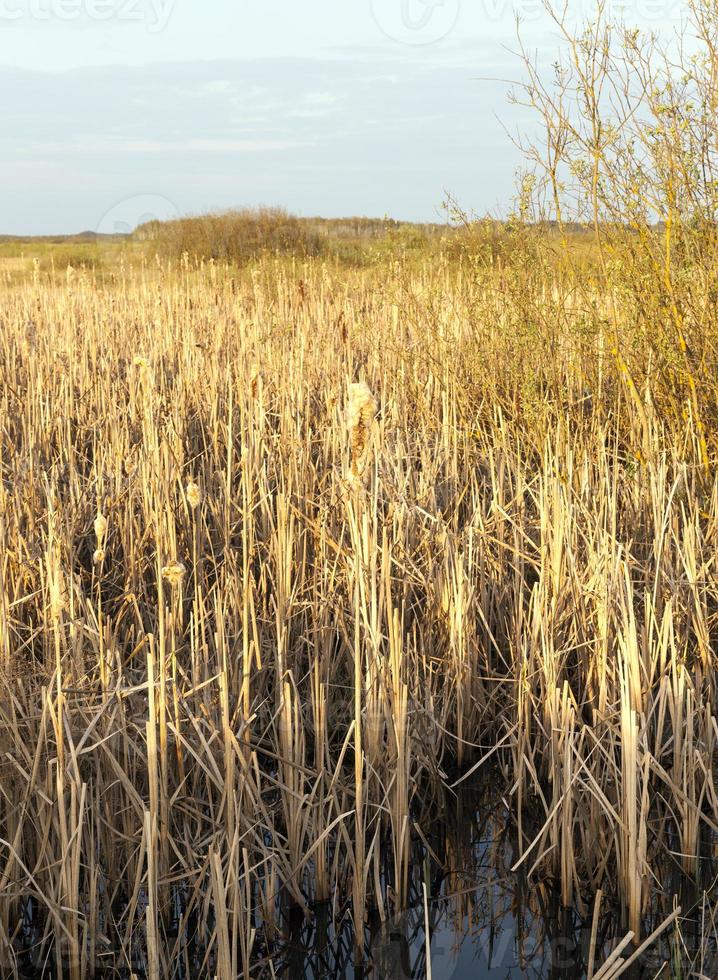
[0,212,663,273]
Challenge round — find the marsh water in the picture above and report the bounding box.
[9,774,716,979]
[261,776,716,980]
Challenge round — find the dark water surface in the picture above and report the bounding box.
[7,776,716,978]
[266,781,717,979]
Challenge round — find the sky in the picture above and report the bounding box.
[1,0,690,234]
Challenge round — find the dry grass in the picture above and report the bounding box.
[0,243,715,977]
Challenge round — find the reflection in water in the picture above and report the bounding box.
[8,774,716,977]
[265,778,718,979]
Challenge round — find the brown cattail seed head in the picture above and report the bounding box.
[133,356,152,389]
[186,481,201,510]
[249,362,260,399]
[49,573,66,621]
[347,382,378,481]
[162,561,186,588]
[94,513,107,545]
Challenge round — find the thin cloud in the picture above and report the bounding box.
[67,137,312,153]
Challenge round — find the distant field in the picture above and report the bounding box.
[0,210,599,274]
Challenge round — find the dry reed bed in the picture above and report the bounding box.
[0,254,715,976]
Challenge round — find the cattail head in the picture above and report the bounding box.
[162,561,186,588]
[249,362,260,399]
[94,513,107,545]
[347,382,378,482]
[133,356,152,388]
[186,480,201,510]
[49,571,66,621]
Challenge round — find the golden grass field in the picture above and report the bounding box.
[0,221,716,977]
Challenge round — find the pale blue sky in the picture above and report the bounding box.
[1,0,688,234]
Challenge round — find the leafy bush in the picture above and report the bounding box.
[139,207,326,264]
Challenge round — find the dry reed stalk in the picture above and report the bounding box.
[210,848,232,980]
[388,603,410,909]
[145,809,160,980]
